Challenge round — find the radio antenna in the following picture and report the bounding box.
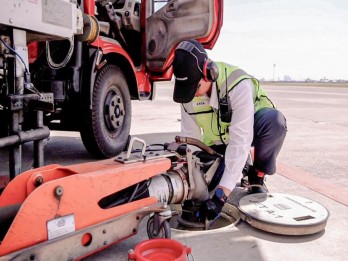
[225,68,228,97]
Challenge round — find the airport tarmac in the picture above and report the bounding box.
[0,82,348,260]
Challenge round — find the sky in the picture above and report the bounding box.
[206,0,348,81]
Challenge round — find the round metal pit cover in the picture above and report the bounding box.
[238,193,329,235]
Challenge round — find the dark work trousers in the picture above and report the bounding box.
[208,107,287,191]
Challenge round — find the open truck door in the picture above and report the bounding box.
[144,0,223,75]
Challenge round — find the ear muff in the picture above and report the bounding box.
[203,59,219,82]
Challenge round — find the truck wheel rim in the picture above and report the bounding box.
[104,87,125,133]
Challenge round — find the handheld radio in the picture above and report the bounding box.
[219,68,232,123]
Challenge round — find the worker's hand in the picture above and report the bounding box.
[198,195,225,221]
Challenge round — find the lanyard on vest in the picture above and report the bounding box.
[181,104,214,115]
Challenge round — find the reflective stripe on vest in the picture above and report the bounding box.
[220,68,250,98]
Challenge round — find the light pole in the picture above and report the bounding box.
[273,63,276,82]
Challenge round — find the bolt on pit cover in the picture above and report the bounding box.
[238,193,329,235]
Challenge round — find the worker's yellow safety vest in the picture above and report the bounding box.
[182,62,275,146]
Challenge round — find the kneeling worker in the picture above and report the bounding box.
[172,39,287,221]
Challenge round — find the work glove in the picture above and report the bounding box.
[198,195,225,221]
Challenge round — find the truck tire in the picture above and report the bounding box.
[80,65,131,158]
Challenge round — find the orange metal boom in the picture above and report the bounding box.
[0,157,171,260]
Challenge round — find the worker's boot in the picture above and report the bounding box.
[247,167,268,193]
